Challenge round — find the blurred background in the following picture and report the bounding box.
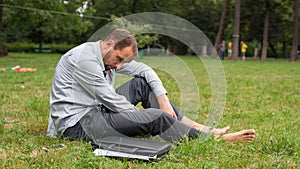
[0,0,299,60]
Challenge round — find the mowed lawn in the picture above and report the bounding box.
[0,53,299,168]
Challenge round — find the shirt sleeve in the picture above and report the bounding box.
[116,60,167,97]
[74,59,136,113]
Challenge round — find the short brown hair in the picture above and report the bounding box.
[105,29,138,57]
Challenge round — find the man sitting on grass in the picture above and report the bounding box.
[47,28,255,144]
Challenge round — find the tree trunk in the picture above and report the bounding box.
[214,0,229,52]
[38,29,43,53]
[232,0,240,60]
[269,43,278,58]
[0,0,8,57]
[282,41,286,57]
[290,0,299,62]
[131,0,138,13]
[261,1,270,61]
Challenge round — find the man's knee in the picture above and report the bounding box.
[131,77,149,89]
[137,108,172,124]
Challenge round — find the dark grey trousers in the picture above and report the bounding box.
[63,77,201,143]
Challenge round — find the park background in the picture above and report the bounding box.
[0,0,299,60]
[0,0,299,168]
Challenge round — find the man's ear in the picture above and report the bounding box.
[105,40,115,49]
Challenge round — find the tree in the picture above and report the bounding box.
[290,0,299,62]
[1,0,297,58]
[232,0,240,60]
[260,0,284,60]
[234,0,293,59]
[261,1,271,60]
[214,0,229,55]
[271,0,295,58]
[2,0,94,48]
[0,0,8,57]
[109,15,159,49]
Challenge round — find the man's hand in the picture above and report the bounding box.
[157,94,177,119]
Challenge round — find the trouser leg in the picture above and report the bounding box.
[65,106,200,143]
[113,77,201,142]
[115,77,184,120]
[63,77,203,143]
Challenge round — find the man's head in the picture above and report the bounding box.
[101,29,138,70]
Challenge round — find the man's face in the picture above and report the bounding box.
[103,45,134,70]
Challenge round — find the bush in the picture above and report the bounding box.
[4,42,35,53]
[4,42,75,53]
[48,43,75,53]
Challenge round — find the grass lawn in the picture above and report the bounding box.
[0,53,299,168]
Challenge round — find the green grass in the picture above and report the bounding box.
[0,53,299,168]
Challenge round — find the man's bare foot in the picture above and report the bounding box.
[214,126,230,135]
[218,129,256,143]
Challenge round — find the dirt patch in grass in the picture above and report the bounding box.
[3,116,20,130]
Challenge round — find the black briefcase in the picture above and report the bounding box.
[93,136,171,160]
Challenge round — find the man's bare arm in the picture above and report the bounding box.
[157,94,177,119]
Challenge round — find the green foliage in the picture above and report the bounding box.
[2,0,95,44]
[0,53,299,168]
[239,0,295,57]
[1,0,298,58]
[4,42,75,53]
[47,43,76,53]
[110,15,159,49]
[4,42,36,53]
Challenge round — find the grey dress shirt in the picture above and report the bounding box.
[46,41,167,137]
